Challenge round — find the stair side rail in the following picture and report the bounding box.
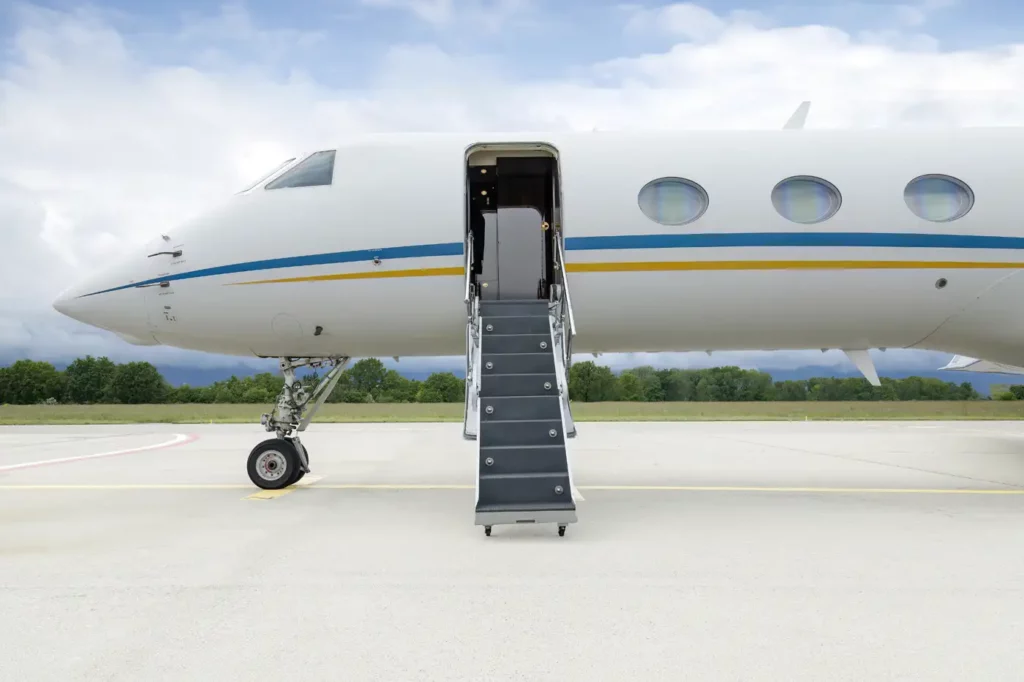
[550,232,577,438]
[463,232,482,440]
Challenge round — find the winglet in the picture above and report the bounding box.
[784,101,811,130]
[843,349,881,386]
[941,355,1024,374]
[940,355,979,371]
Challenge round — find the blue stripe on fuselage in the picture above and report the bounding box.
[563,232,1024,251]
[82,241,464,297]
[81,232,1024,297]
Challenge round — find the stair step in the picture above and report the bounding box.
[481,395,562,421]
[475,501,576,513]
[480,302,547,308]
[480,419,565,447]
[480,316,551,335]
[481,353,556,375]
[480,471,568,480]
[480,301,549,317]
[476,472,574,508]
[479,444,569,475]
[481,373,560,398]
[482,333,552,355]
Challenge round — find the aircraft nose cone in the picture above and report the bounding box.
[51,270,158,344]
[52,286,81,320]
[52,281,112,327]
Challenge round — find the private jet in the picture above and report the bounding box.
[51,104,1024,535]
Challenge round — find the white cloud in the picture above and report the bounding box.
[3,2,1024,372]
[625,3,764,42]
[358,0,532,31]
[361,0,455,25]
[892,0,957,28]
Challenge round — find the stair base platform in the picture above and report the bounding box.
[475,505,577,528]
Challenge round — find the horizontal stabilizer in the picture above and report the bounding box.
[940,355,1024,375]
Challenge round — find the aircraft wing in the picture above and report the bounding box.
[940,355,1024,375]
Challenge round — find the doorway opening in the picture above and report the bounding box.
[465,143,560,301]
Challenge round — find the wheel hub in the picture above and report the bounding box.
[254,450,288,481]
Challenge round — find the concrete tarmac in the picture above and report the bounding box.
[2,421,1024,681]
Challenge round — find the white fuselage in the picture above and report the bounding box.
[53,128,1024,367]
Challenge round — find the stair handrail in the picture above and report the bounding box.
[554,234,576,368]
[464,231,474,317]
[463,293,483,439]
[463,227,482,439]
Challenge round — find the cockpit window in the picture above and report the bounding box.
[236,157,296,193]
[264,150,336,190]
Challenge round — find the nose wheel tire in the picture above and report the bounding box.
[247,438,301,490]
[289,444,309,486]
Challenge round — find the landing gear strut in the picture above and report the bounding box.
[246,356,350,490]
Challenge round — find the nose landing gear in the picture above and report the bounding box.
[247,356,348,491]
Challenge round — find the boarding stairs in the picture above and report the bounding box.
[463,235,578,536]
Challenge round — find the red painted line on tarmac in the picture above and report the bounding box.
[0,433,199,473]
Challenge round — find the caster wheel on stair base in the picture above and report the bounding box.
[484,526,492,536]
[558,525,566,537]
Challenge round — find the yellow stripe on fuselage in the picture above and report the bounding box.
[225,260,1024,287]
[228,266,464,286]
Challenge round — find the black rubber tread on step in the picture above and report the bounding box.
[479,445,570,475]
[480,419,565,447]
[477,473,573,506]
[480,353,556,375]
[482,333,552,355]
[480,395,562,421]
[480,373,560,398]
[480,316,551,335]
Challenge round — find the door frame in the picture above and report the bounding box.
[463,141,564,299]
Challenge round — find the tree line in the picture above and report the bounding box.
[0,356,1003,405]
[0,357,464,405]
[568,362,982,402]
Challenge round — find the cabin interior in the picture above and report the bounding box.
[465,145,560,301]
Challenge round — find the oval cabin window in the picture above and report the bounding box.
[904,174,974,222]
[771,176,841,224]
[637,178,709,226]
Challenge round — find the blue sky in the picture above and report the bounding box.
[10,0,1019,79]
[4,0,1024,377]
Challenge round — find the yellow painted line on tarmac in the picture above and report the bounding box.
[0,484,251,490]
[244,488,297,500]
[579,485,1024,494]
[316,483,473,490]
[242,475,324,500]
[2,483,1024,495]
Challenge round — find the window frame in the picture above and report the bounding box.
[235,157,298,194]
[264,149,337,191]
[636,176,710,226]
[770,175,843,225]
[903,173,975,223]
